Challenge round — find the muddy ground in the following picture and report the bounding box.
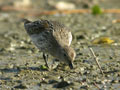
[0,0,120,90]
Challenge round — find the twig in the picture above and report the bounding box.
[0,6,32,12]
[1,5,120,16]
[93,82,101,89]
[89,47,104,76]
[103,9,120,13]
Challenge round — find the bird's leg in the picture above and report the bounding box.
[43,53,49,68]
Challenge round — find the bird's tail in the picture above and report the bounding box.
[21,18,31,24]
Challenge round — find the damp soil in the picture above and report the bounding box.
[0,0,120,90]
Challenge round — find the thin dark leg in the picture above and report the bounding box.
[43,53,49,68]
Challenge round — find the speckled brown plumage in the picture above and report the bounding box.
[23,19,76,69]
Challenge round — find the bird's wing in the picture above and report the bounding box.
[50,21,72,46]
[24,19,72,46]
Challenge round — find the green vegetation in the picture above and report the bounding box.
[91,5,102,15]
[40,65,48,70]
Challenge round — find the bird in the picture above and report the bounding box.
[22,19,76,69]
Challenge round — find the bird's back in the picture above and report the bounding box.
[50,21,72,46]
[24,19,72,47]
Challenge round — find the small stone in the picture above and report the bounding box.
[109,56,113,59]
[55,1,75,10]
[48,80,58,84]
[76,35,85,40]
[54,81,71,88]
[40,78,48,84]
[80,85,89,89]
[8,64,14,69]
[14,84,28,89]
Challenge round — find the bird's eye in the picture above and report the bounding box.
[64,53,66,57]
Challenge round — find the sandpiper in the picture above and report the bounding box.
[23,19,76,69]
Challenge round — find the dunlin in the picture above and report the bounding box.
[23,19,76,69]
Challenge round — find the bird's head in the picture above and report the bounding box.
[57,45,76,69]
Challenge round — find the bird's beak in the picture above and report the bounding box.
[69,62,74,69]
